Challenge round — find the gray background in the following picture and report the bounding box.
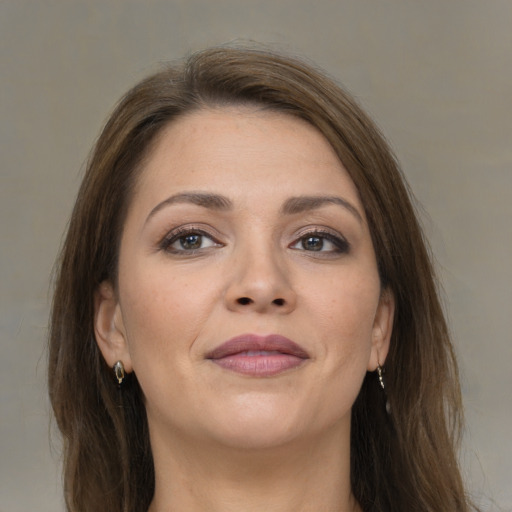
[1,1,511,510]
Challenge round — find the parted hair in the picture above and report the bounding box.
[49,45,475,511]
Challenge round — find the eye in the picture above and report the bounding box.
[160,228,221,254]
[290,230,349,254]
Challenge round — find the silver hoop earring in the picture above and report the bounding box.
[113,361,125,385]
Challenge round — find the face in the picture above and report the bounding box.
[95,107,393,451]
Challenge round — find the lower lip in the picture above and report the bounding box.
[210,353,306,377]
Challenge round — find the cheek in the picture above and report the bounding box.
[306,269,380,389]
[116,265,209,413]
[294,287,378,434]
[313,272,380,340]
[117,259,214,364]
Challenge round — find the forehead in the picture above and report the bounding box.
[130,106,362,212]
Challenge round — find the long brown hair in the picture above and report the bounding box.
[49,45,475,511]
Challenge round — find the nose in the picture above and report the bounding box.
[224,244,297,314]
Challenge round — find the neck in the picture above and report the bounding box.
[147,421,361,512]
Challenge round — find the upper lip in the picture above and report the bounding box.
[206,334,310,360]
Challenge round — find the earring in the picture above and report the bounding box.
[377,364,391,414]
[377,364,385,390]
[113,361,125,385]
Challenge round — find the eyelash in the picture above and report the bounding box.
[158,227,350,256]
[159,226,222,255]
[290,229,350,255]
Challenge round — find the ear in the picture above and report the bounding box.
[94,280,133,373]
[367,288,395,371]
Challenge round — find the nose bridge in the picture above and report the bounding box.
[225,229,295,312]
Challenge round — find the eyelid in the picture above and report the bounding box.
[159,224,224,253]
[290,227,350,253]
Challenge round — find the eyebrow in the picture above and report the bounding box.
[281,195,363,223]
[145,192,363,224]
[146,192,233,223]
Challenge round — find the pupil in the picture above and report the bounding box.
[303,236,323,251]
[181,234,201,250]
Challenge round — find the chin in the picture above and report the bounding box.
[201,397,348,452]
[188,394,301,449]
[213,421,303,451]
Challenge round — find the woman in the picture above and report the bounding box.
[48,46,476,511]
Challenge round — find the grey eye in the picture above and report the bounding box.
[290,231,349,254]
[162,230,219,253]
[179,234,203,250]
[301,236,324,251]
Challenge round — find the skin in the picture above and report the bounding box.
[95,107,394,512]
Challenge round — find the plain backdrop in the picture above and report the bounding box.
[1,1,511,510]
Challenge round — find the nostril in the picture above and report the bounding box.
[237,297,253,305]
[273,298,285,306]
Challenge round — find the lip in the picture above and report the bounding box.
[206,334,310,377]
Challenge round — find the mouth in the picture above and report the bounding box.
[205,334,310,377]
